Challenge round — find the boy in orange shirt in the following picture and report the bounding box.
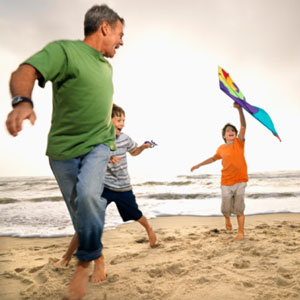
[191,102,247,240]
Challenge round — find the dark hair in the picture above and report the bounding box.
[222,123,238,142]
[84,4,125,36]
[112,104,125,118]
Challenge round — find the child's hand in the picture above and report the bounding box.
[190,165,199,172]
[233,102,242,109]
[109,156,121,165]
[144,140,158,148]
[143,143,152,149]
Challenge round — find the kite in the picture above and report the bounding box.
[218,66,281,142]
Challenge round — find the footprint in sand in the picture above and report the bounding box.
[242,281,255,288]
[233,259,250,269]
[148,268,163,278]
[148,263,187,278]
[110,252,139,265]
[275,276,292,287]
[34,270,48,284]
[135,237,148,244]
[14,268,25,273]
[28,265,44,273]
[165,263,187,276]
[162,236,177,242]
[196,276,210,285]
[107,273,120,283]
[277,267,293,279]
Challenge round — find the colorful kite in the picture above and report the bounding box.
[218,66,281,142]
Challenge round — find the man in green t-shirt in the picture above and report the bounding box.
[6,4,124,300]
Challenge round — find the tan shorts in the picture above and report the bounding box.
[221,182,247,217]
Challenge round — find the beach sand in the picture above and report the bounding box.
[0,213,300,300]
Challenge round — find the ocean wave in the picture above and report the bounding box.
[140,191,300,200]
[142,193,218,200]
[29,196,63,202]
[0,198,19,204]
[247,192,300,199]
[134,180,194,186]
[249,172,300,179]
[177,174,216,180]
[0,196,64,204]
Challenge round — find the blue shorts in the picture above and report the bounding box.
[102,188,143,222]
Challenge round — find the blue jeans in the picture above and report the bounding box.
[49,144,110,261]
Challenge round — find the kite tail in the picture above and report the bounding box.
[274,134,282,142]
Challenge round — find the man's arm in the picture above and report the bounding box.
[234,102,246,141]
[6,64,41,137]
[190,157,216,172]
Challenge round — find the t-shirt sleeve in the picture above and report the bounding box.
[127,135,138,153]
[236,137,245,149]
[23,41,67,88]
[213,146,222,160]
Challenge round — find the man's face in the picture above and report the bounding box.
[103,20,124,58]
[111,114,125,136]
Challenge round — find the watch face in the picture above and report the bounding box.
[13,96,22,105]
[12,96,33,108]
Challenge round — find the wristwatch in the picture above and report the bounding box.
[12,96,34,108]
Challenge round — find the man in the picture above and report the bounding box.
[6,4,124,300]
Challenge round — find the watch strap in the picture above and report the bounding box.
[12,96,34,108]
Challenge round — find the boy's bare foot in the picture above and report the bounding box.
[54,257,71,268]
[148,227,157,247]
[225,217,232,231]
[234,232,244,240]
[91,255,106,283]
[63,261,90,300]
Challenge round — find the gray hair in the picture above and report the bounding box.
[84,4,124,36]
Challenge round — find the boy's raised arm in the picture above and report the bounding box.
[234,103,246,141]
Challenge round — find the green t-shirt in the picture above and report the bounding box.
[24,40,116,160]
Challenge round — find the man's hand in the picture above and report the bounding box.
[6,102,36,136]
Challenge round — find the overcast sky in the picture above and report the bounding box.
[1,0,299,178]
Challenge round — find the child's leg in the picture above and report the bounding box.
[112,189,158,247]
[137,216,157,247]
[232,182,246,240]
[91,254,106,282]
[221,185,233,231]
[235,214,245,240]
[54,233,79,267]
[225,216,232,231]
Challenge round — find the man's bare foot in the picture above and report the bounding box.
[54,256,71,268]
[234,232,244,240]
[225,218,232,231]
[148,227,157,247]
[91,255,106,283]
[63,261,90,300]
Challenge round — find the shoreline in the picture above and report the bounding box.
[1,213,300,299]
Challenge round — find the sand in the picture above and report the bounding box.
[0,213,300,300]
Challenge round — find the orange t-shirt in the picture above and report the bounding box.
[213,138,248,186]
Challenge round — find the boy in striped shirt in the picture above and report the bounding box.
[103,104,157,248]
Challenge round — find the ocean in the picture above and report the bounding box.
[0,170,299,237]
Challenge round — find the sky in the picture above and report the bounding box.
[1,0,299,179]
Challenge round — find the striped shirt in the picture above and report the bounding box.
[104,133,137,191]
